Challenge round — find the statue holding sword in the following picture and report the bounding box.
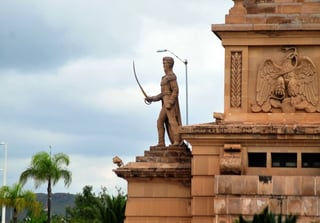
[133,56,182,147]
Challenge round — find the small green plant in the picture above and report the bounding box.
[233,206,297,223]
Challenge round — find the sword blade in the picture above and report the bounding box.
[133,60,148,98]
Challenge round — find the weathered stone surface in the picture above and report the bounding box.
[220,144,242,174]
[213,175,320,219]
[220,156,242,174]
[226,0,320,25]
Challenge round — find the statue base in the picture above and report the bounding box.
[113,144,192,223]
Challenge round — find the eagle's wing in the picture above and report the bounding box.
[256,59,283,106]
[294,56,318,106]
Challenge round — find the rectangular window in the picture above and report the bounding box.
[271,153,297,168]
[248,152,267,167]
[302,153,320,168]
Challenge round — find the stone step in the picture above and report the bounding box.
[144,149,191,158]
[246,2,320,15]
[135,144,192,163]
[144,150,188,157]
[136,155,191,163]
[149,143,189,151]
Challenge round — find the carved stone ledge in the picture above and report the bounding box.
[180,122,320,135]
[113,144,191,183]
[114,162,191,184]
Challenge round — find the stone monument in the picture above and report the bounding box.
[145,56,183,147]
[114,1,320,222]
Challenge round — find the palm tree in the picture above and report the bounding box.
[0,183,42,223]
[98,187,126,223]
[19,151,72,223]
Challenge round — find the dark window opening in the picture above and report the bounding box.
[248,152,267,167]
[271,153,297,168]
[302,153,320,168]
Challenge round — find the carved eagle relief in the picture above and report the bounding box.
[251,47,319,113]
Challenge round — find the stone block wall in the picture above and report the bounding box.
[214,175,320,223]
[190,144,220,223]
[227,0,320,24]
[124,179,191,223]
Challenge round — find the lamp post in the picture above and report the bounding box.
[157,49,189,125]
[0,142,7,223]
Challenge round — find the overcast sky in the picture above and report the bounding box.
[0,1,233,195]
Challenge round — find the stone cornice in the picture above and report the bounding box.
[180,122,320,135]
[113,162,191,181]
[213,23,320,32]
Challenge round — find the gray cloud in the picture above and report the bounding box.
[0,0,233,193]
[0,0,142,71]
[0,3,83,71]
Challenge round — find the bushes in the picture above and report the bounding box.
[234,206,297,223]
[66,186,126,223]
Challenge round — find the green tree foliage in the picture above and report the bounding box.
[25,211,66,223]
[66,185,127,223]
[19,151,72,223]
[24,210,48,223]
[234,206,297,223]
[0,183,42,223]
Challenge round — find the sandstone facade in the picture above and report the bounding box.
[115,1,320,222]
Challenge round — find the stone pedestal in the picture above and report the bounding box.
[114,145,192,223]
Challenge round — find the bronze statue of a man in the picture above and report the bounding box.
[146,56,182,147]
